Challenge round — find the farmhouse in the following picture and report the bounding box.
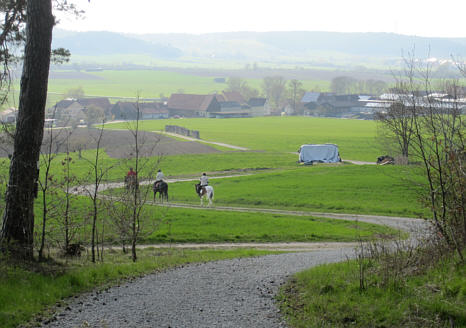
[0,107,18,124]
[200,91,251,118]
[217,91,247,105]
[76,97,112,116]
[301,92,362,117]
[167,94,221,118]
[111,101,168,120]
[49,97,112,125]
[247,97,269,116]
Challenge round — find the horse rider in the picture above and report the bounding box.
[200,172,209,188]
[127,167,136,178]
[155,169,165,188]
[125,167,137,188]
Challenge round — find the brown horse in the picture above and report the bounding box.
[153,181,168,202]
[124,175,138,191]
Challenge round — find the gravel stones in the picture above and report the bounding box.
[45,248,353,328]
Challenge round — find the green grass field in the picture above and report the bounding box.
[143,206,398,243]
[161,165,426,217]
[28,150,296,183]
[43,69,329,100]
[32,189,400,246]
[107,116,380,161]
[3,66,330,110]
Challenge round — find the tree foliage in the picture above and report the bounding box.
[262,76,287,112]
[225,77,258,101]
[288,79,305,115]
[331,76,387,95]
[377,55,465,260]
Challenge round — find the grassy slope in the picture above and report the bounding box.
[278,255,466,328]
[108,116,379,161]
[146,207,397,243]
[32,191,399,245]
[160,165,427,217]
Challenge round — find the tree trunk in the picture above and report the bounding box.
[0,0,54,260]
[91,200,97,263]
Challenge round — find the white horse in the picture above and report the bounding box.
[195,184,214,206]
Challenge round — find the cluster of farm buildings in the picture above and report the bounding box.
[2,90,466,125]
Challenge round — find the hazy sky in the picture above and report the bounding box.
[56,0,466,38]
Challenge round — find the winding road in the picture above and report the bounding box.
[46,170,428,327]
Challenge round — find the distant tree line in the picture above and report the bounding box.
[330,76,387,95]
[225,76,306,114]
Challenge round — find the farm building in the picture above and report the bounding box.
[49,97,112,125]
[0,108,18,124]
[246,97,269,116]
[301,92,363,117]
[111,101,168,120]
[167,94,221,118]
[216,91,247,105]
[298,144,341,164]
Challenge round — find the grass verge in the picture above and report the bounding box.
[277,252,466,327]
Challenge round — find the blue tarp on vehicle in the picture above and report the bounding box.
[298,144,341,164]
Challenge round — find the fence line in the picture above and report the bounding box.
[165,125,200,139]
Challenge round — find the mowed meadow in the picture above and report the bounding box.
[108,116,379,161]
[36,69,329,106]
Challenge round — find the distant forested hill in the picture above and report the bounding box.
[53,29,466,65]
[52,30,182,59]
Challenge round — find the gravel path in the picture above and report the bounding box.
[152,130,250,151]
[44,214,427,328]
[45,249,353,328]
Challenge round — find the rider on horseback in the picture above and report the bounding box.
[196,173,213,206]
[125,167,137,189]
[200,172,209,187]
[155,169,165,188]
[127,167,136,178]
